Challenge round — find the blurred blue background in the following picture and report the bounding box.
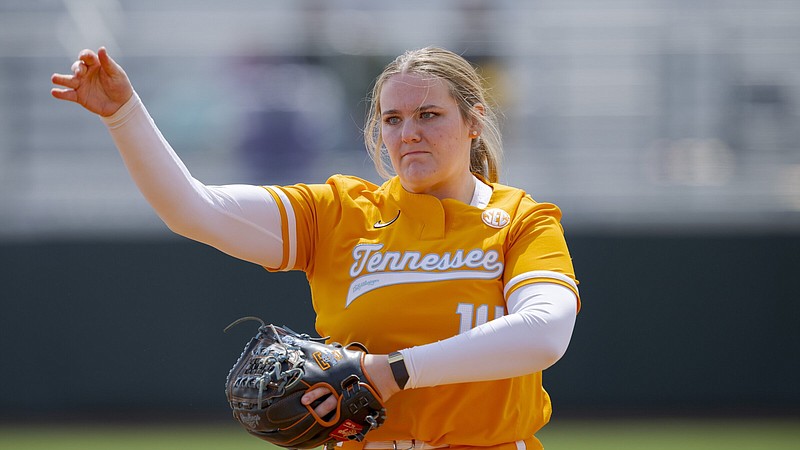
[1,0,798,424]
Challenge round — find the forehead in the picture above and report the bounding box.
[380,72,455,111]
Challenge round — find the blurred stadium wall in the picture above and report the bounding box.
[1,0,798,420]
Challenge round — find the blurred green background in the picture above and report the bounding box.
[1,0,798,447]
[2,420,799,450]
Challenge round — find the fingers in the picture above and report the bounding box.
[71,60,86,76]
[50,72,79,102]
[97,46,120,76]
[51,72,79,89]
[315,394,338,417]
[54,50,93,88]
[302,386,338,418]
[78,48,100,68]
[301,386,330,406]
[59,47,118,80]
[50,50,93,104]
[50,87,77,102]
[50,48,104,103]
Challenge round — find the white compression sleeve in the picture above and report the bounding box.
[401,283,577,388]
[101,92,284,268]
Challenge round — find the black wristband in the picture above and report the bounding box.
[388,351,410,390]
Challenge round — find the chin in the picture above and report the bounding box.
[399,172,436,193]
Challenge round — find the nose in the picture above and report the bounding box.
[401,120,421,144]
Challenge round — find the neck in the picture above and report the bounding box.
[401,173,476,204]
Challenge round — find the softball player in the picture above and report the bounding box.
[52,47,579,450]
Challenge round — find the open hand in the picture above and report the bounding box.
[51,47,133,117]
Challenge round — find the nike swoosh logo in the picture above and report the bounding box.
[374,210,401,229]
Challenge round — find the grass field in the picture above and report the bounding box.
[1,418,798,450]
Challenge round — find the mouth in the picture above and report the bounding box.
[401,150,429,158]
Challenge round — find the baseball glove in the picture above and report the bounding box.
[224,317,386,449]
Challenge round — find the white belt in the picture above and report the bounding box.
[363,441,449,450]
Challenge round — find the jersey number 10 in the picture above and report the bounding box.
[456,303,506,334]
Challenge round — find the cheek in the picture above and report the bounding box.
[434,119,468,145]
[432,127,468,153]
[380,126,396,146]
[381,128,403,157]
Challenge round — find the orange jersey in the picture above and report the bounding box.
[262,175,579,449]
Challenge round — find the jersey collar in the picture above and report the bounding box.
[470,175,492,210]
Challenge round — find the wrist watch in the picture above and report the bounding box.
[388,351,409,390]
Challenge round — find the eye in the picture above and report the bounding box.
[384,116,401,125]
[420,111,438,120]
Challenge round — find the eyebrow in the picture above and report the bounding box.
[381,104,442,116]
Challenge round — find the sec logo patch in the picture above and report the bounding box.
[481,208,510,228]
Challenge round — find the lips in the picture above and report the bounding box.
[401,150,429,158]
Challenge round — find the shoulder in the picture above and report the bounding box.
[278,175,381,203]
[323,174,383,198]
[325,174,380,190]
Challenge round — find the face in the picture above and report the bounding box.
[379,72,476,200]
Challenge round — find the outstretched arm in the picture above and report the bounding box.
[51,49,284,268]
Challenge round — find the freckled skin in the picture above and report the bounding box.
[380,73,476,203]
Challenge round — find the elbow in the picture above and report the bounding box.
[536,337,571,370]
[164,219,190,237]
[508,283,579,373]
[161,212,203,239]
[522,314,575,371]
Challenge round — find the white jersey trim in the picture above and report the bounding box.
[267,186,298,271]
[470,175,492,209]
[504,270,579,298]
[346,267,503,308]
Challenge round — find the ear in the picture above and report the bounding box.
[468,103,485,138]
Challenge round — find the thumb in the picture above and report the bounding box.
[98,47,122,76]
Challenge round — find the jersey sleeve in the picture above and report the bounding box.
[260,180,341,273]
[259,175,374,273]
[503,198,581,311]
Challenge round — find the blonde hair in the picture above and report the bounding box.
[364,47,503,182]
